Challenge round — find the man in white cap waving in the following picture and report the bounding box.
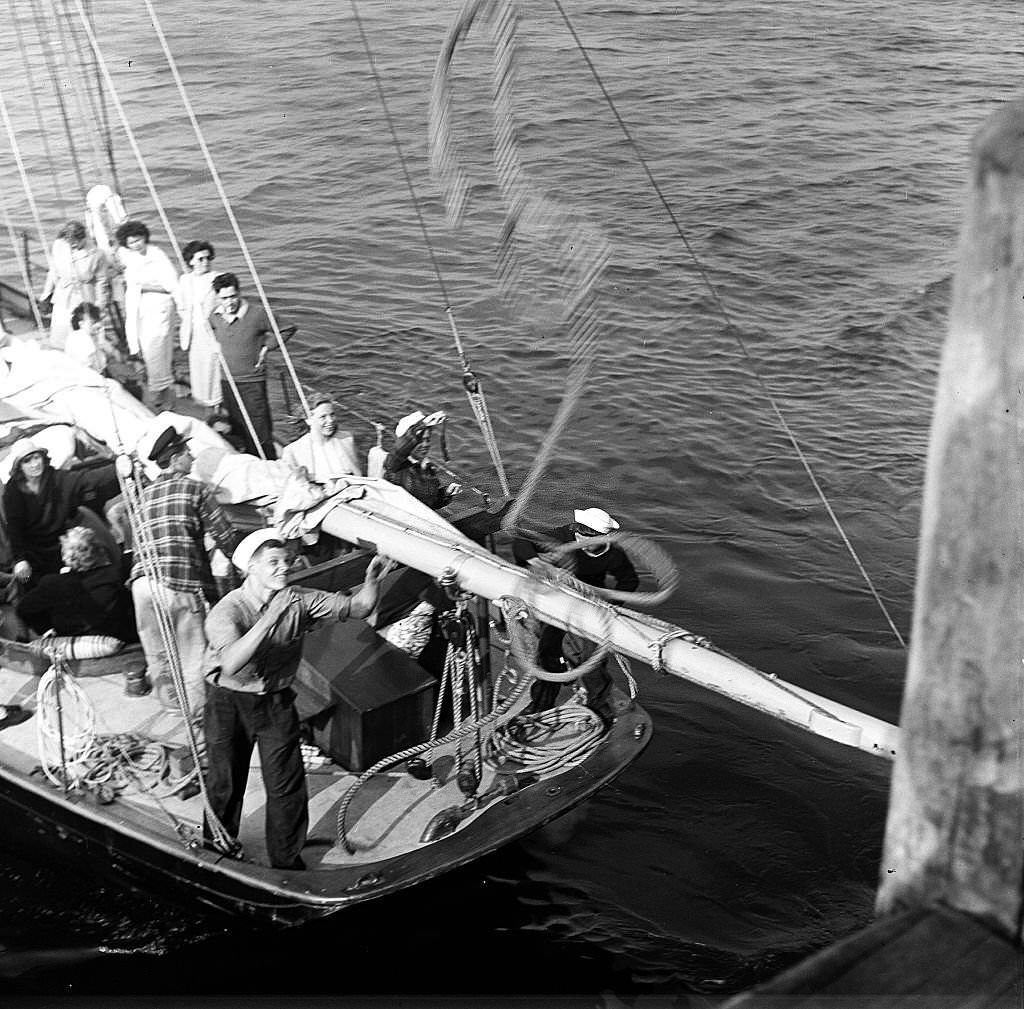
[383,409,460,509]
[512,506,638,727]
[202,529,391,869]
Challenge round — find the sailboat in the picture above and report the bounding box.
[0,0,900,924]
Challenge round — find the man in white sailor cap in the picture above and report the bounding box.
[512,506,638,727]
[383,408,460,509]
[202,528,391,869]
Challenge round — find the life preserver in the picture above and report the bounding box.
[46,635,125,660]
[85,184,128,257]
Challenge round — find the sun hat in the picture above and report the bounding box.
[572,507,619,536]
[231,528,285,571]
[7,438,48,474]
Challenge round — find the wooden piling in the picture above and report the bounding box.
[723,98,1024,1009]
[875,99,1024,939]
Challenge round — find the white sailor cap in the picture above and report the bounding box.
[395,410,426,438]
[231,527,285,571]
[572,507,619,535]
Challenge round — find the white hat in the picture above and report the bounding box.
[395,410,426,439]
[7,437,48,474]
[231,528,285,571]
[573,507,619,535]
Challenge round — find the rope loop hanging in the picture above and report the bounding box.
[429,0,613,532]
[347,0,511,497]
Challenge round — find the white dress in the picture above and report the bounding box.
[119,244,178,393]
[175,271,221,406]
[40,239,108,351]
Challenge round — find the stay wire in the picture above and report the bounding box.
[139,0,311,425]
[59,0,115,186]
[66,0,270,459]
[43,0,103,179]
[7,0,68,218]
[550,0,906,650]
[27,0,86,198]
[0,83,55,285]
[348,0,511,497]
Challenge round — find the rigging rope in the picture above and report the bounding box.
[549,0,906,649]
[429,0,611,532]
[7,0,68,218]
[66,0,268,460]
[139,0,311,426]
[113,449,237,851]
[62,0,120,190]
[0,83,55,288]
[42,0,104,181]
[28,0,87,198]
[348,0,511,498]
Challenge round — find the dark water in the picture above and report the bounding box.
[0,0,1020,1005]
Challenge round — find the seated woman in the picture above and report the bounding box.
[3,439,121,587]
[17,526,137,642]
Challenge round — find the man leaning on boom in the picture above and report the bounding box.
[202,529,391,870]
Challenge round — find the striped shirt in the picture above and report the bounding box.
[129,472,240,599]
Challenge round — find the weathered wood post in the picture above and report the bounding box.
[876,100,1024,939]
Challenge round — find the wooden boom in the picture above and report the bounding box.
[320,484,900,761]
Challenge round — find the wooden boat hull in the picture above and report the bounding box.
[0,691,650,925]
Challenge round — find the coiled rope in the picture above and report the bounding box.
[112,451,237,852]
[335,669,533,854]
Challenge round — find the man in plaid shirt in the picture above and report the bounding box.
[130,426,241,714]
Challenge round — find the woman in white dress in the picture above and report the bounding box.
[174,240,221,408]
[39,221,108,351]
[115,219,179,412]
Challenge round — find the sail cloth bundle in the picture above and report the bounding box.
[429,0,612,531]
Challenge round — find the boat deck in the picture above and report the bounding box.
[0,653,618,873]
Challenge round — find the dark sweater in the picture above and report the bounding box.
[512,523,639,592]
[3,462,120,577]
[18,563,137,641]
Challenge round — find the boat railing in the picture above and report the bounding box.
[0,228,47,325]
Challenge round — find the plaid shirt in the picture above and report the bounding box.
[129,472,240,600]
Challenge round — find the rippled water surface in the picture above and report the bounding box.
[0,1,1020,1005]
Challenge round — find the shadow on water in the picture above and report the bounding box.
[0,798,800,1008]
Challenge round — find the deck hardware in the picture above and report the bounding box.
[347,872,383,892]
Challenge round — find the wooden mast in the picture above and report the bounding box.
[876,100,1024,939]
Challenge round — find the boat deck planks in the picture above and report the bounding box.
[723,906,1023,1008]
[0,657,612,875]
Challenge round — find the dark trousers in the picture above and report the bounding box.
[528,624,612,718]
[221,377,275,459]
[203,684,308,869]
